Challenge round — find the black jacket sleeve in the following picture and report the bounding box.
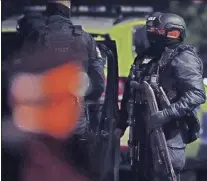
[117,78,130,131]
[164,50,206,118]
[85,34,105,101]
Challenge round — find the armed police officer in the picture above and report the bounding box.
[115,12,206,181]
[17,0,105,143]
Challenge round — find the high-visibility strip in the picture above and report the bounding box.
[2,28,17,32]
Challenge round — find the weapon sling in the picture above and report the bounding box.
[142,81,177,181]
[129,61,177,181]
[127,61,149,181]
[143,64,177,181]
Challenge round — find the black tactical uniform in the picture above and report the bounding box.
[44,3,106,175]
[2,3,105,181]
[45,3,105,135]
[117,13,206,181]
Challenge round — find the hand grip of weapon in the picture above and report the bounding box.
[159,87,171,106]
[143,81,177,181]
[130,81,141,90]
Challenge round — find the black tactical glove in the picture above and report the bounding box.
[148,109,171,130]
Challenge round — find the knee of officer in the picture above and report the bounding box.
[168,147,186,172]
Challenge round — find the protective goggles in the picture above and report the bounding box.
[146,25,184,39]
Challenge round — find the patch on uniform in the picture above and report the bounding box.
[96,46,102,58]
[142,58,152,64]
[13,59,21,65]
[147,16,156,21]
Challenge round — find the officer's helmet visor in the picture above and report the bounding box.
[146,21,185,40]
[146,26,165,36]
[146,26,183,40]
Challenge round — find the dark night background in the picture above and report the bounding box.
[2,1,207,181]
[2,0,173,20]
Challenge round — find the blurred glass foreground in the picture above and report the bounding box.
[2,62,92,181]
[10,63,86,139]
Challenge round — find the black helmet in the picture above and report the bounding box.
[146,13,186,41]
[146,12,163,23]
[133,12,163,55]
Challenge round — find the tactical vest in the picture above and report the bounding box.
[12,14,87,74]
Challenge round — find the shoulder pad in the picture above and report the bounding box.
[72,25,82,36]
[168,44,197,61]
[177,44,195,53]
[175,44,199,60]
[159,44,198,71]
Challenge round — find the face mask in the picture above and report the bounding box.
[134,26,150,55]
[146,33,165,56]
[147,32,181,56]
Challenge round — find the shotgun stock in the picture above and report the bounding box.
[142,81,177,181]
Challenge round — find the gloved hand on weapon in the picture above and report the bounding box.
[148,109,171,130]
[114,128,124,138]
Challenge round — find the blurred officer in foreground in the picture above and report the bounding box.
[115,12,206,181]
[3,1,105,181]
[45,0,105,134]
[45,1,105,178]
